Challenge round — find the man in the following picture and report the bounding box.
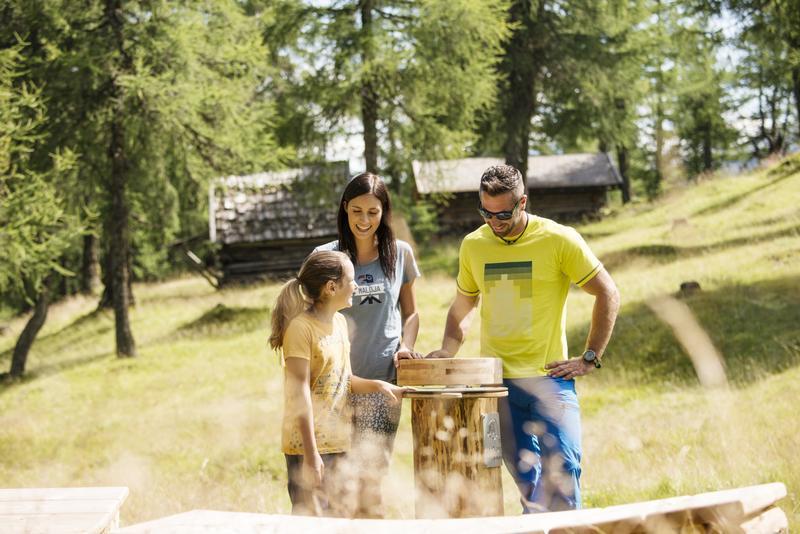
[426,165,620,513]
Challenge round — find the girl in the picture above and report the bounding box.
[269,250,405,517]
[314,172,421,517]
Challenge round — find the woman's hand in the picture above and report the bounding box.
[302,452,324,488]
[393,344,423,367]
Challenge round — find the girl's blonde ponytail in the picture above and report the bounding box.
[269,278,310,350]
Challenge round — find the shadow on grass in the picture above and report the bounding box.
[0,309,114,390]
[0,349,114,397]
[569,275,800,388]
[580,230,617,240]
[173,303,270,339]
[0,304,269,394]
[601,224,800,272]
[692,170,796,218]
[8,308,116,358]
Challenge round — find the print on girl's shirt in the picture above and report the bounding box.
[355,273,386,305]
[317,330,348,349]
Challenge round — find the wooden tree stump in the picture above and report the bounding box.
[399,358,508,518]
[407,388,507,518]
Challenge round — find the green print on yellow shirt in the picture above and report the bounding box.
[484,261,533,340]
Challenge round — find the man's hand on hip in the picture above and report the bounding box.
[545,357,595,380]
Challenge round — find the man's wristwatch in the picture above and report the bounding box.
[582,349,602,369]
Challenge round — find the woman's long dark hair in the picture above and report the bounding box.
[337,172,396,280]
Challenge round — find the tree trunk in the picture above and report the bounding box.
[654,97,664,187]
[653,0,664,190]
[10,283,50,377]
[108,112,136,358]
[360,0,379,174]
[81,233,100,295]
[702,122,712,172]
[793,66,800,140]
[98,246,112,309]
[616,144,631,203]
[97,248,134,310]
[106,0,136,357]
[386,112,402,194]
[501,0,540,188]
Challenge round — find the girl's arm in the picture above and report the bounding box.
[351,375,406,404]
[285,357,323,487]
[394,278,421,366]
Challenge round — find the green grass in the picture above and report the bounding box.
[1,157,799,526]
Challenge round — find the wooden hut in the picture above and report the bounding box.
[209,163,349,284]
[412,153,623,234]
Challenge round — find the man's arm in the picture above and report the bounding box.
[580,268,620,359]
[426,291,479,358]
[546,268,620,379]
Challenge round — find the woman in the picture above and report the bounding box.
[314,171,421,517]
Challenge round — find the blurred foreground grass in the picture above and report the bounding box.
[0,158,798,526]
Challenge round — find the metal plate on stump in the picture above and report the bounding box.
[482,412,502,468]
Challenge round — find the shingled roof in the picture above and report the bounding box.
[209,162,349,245]
[412,153,622,194]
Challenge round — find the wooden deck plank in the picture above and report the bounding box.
[0,487,128,534]
[0,487,129,502]
[0,513,120,533]
[0,499,126,514]
[740,507,789,533]
[115,483,786,533]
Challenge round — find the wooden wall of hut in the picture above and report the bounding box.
[218,236,334,285]
[431,188,610,235]
[528,188,609,219]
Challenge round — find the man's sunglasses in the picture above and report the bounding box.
[477,198,522,220]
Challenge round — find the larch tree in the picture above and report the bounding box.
[477,0,643,189]
[0,42,82,378]
[260,0,509,192]
[673,28,737,177]
[4,1,279,357]
[530,0,649,202]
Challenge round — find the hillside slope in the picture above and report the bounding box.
[0,159,798,525]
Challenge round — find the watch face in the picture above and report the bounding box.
[583,350,596,362]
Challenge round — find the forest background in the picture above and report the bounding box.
[2,0,799,362]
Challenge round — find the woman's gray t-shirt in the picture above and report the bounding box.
[313,240,420,382]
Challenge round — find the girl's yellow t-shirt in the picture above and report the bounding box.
[281,312,352,455]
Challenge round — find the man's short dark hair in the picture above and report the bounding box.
[480,165,525,200]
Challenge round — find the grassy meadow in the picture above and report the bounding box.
[1,158,799,527]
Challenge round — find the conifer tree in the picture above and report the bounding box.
[0,43,81,377]
[3,1,279,357]
[673,33,737,176]
[725,0,800,141]
[261,0,509,191]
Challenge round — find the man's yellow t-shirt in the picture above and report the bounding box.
[457,215,602,378]
[281,312,352,455]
